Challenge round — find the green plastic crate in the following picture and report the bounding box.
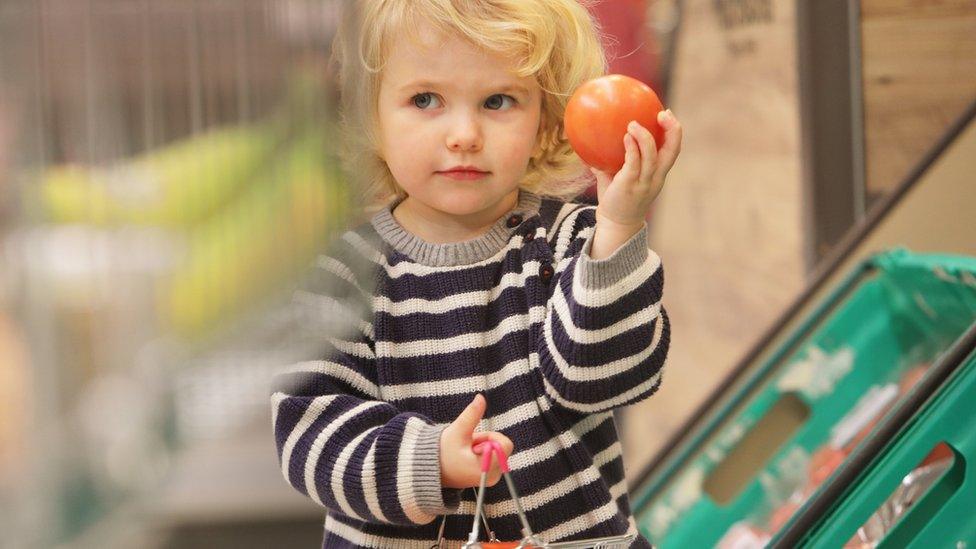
[632,249,976,548]
[785,327,976,547]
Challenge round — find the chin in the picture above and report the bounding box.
[428,188,506,215]
[430,196,491,217]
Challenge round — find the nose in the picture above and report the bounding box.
[445,111,483,152]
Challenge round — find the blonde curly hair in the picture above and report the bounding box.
[330,0,608,208]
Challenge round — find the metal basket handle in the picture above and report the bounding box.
[462,440,543,548]
[434,441,636,548]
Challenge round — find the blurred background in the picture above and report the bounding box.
[0,1,973,548]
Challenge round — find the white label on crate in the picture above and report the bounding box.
[717,521,772,549]
[777,346,854,399]
[830,383,899,449]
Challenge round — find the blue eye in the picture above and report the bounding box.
[412,93,440,109]
[485,94,516,110]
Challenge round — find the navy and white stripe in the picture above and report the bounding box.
[271,191,669,547]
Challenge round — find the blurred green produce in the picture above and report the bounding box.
[40,126,280,228]
[163,127,350,337]
[35,67,354,340]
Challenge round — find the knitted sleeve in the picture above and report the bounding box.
[270,241,460,526]
[537,204,670,413]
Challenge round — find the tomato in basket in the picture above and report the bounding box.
[808,446,849,488]
[768,500,801,532]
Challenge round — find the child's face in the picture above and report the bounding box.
[377,25,542,221]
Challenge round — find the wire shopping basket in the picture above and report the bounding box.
[433,440,637,549]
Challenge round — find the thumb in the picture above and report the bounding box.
[451,393,486,438]
[590,166,612,196]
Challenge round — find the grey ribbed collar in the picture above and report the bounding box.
[370,190,542,267]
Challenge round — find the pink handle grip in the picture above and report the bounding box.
[473,440,510,473]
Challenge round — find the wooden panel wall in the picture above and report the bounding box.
[621,0,806,471]
[860,0,976,202]
[622,0,976,481]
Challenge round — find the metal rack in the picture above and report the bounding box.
[0,1,345,547]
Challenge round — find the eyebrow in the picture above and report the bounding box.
[398,80,531,96]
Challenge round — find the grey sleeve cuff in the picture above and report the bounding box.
[412,423,462,517]
[577,223,650,290]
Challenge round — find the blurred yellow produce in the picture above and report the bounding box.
[163,128,350,337]
[40,126,279,228]
[35,67,354,340]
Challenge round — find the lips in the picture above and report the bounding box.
[437,166,489,180]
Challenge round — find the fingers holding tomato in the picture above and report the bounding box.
[599,116,678,184]
[587,113,682,227]
[626,120,658,189]
[612,128,641,188]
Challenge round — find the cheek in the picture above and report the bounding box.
[384,145,423,189]
[380,115,430,174]
[516,105,543,152]
[503,117,543,165]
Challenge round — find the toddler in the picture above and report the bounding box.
[271,0,681,547]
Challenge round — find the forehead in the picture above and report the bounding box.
[381,25,535,91]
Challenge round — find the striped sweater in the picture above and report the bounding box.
[271,190,669,548]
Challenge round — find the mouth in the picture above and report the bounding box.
[437,169,490,181]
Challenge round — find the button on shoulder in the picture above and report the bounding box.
[539,263,554,282]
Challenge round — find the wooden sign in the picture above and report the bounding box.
[622,0,807,467]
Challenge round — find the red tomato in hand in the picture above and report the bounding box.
[564,74,665,173]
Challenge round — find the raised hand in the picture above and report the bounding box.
[588,110,682,260]
[592,110,681,224]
